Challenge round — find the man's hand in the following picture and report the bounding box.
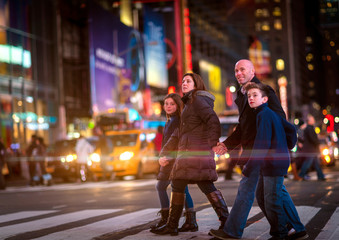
[212,142,227,155]
[159,157,169,167]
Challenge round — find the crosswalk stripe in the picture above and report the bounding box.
[0,206,338,240]
[242,206,320,240]
[31,208,159,240]
[0,209,121,239]
[316,207,339,240]
[121,207,269,240]
[0,211,58,224]
[3,180,159,193]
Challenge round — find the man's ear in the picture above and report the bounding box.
[263,96,268,103]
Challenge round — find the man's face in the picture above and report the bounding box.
[234,60,254,86]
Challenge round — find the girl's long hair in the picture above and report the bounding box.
[163,93,184,121]
[182,72,207,102]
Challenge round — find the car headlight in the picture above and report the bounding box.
[66,154,77,162]
[120,151,134,161]
[322,148,329,156]
[90,153,101,162]
[334,147,338,158]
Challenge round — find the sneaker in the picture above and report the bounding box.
[209,229,238,239]
[287,230,309,240]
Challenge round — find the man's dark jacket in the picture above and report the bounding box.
[223,76,286,165]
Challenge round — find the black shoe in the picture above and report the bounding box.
[287,230,309,240]
[209,229,238,239]
[267,237,286,240]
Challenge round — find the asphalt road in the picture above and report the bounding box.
[0,166,338,240]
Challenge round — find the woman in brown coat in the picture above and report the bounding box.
[151,72,229,236]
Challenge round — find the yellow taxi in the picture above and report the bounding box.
[88,129,159,180]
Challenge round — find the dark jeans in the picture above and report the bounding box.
[28,159,47,181]
[156,180,194,209]
[171,179,217,195]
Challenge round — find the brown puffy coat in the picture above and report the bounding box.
[160,90,220,182]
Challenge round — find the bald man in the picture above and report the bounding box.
[210,60,308,240]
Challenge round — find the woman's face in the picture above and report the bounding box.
[182,75,195,94]
[164,97,177,115]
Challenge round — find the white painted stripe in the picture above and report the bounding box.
[4,180,158,193]
[0,209,121,239]
[121,207,265,240]
[32,208,159,240]
[316,207,339,240]
[0,211,57,224]
[242,206,320,240]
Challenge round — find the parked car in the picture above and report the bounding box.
[46,139,78,182]
[88,129,158,180]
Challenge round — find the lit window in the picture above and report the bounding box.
[308,64,314,71]
[305,36,313,44]
[261,22,270,31]
[255,22,262,31]
[276,59,285,71]
[274,19,282,30]
[255,9,263,17]
[262,9,269,17]
[306,53,313,62]
[272,7,281,16]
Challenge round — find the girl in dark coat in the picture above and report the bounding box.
[152,73,229,236]
[150,93,197,232]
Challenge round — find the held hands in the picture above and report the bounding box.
[159,157,169,167]
[212,142,228,155]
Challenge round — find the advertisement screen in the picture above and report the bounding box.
[89,3,143,114]
[143,5,168,89]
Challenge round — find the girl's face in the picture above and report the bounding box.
[182,75,195,94]
[164,97,178,115]
[247,88,268,109]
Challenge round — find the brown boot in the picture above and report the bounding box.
[151,192,185,236]
[178,210,199,232]
[206,190,229,229]
[150,209,169,230]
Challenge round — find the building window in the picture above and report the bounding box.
[276,59,285,71]
[261,21,270,31]
[255,8,270,17]
[305,36,313,44]
[272,7,281,17]
[274,19,282,30]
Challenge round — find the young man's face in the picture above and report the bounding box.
[247,88,268,109]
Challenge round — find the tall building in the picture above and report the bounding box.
[0,0,59,148]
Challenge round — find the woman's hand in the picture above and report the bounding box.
[159,157,169,166]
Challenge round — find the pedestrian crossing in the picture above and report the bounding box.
[0,206,338,240]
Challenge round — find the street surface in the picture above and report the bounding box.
[0,167,338,240]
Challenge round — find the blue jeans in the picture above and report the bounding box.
[224,169,260,238]
[156,180,194,209]
[299,156,325,180]
[224,171,305,238]
[256,175,305,238]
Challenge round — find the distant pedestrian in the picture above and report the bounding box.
[298,114,326,181]
[75,135,94,182]
[0,137,7,190]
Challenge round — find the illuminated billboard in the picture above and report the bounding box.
[89,3,144,114]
